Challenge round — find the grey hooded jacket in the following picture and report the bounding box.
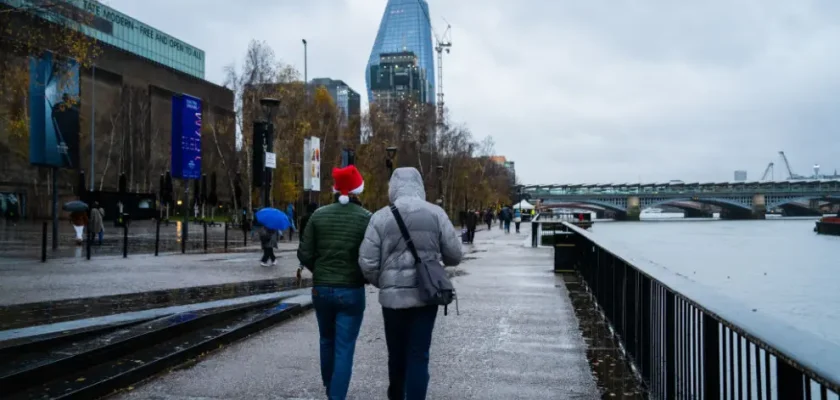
[358,167,463,309]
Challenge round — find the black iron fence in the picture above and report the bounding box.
[0,219,287,262]
[557,222,840,400]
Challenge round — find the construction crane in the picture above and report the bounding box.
[415,0,452,125]
[434,23,452,125]
[760,162,774,181]
[778,151,805,180]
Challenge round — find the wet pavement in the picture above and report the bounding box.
[118,225,599,399]
[0,243,307,306]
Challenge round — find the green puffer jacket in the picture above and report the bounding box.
[297,201,372,287]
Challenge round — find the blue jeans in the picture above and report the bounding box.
[504,221,511,232]
[383,305,438,400]
[312,286,366,400]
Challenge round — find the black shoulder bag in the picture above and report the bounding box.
[390,204,458,315]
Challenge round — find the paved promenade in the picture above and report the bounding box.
[119,226,599,400]
[0,242,305,306]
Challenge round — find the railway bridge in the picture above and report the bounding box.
[522,180,840,220]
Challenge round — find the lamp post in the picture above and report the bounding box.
[385,146,397,177]
[302,39,308,98]
[259,98,280,208]
[436,165,444,204]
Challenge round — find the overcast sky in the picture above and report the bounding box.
[107,0,840,185]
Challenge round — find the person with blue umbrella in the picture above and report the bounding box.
[255,207,290,266]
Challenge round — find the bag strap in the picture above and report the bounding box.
[389,204,420,264]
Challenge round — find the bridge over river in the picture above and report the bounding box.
[523,179,840,220]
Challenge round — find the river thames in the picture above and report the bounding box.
[588,215,840,347]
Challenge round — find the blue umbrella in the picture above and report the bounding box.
[255,207,291,231]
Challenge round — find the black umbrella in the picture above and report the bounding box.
[63,200,89,212]
[208,173,218,206]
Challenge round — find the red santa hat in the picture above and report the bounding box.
[332,165,364,205]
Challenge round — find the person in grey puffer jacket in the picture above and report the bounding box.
[358,167,463,400]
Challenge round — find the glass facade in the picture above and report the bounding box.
[365,0,435,104]
[2,0,205,79]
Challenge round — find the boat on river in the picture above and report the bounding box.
[814,216,840,236]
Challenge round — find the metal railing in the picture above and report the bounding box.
[558,222,840,399]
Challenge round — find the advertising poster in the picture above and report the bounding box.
[28,52,81,169]
[309,136,321,192]
[171,94,202,179]
[302,139,311,191]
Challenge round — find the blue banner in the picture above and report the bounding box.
[171,94,202,179]
[29,52,81,169]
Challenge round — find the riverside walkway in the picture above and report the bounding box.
[118,226,599,400]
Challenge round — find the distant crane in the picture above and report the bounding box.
[778,151,805,180]
[760,162,774,181]
[434,23,452,125]
[415,0,453,125]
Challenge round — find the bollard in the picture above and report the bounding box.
[224,222,228,253]
[181,219,187,254]
[122,219,128,258]
[41,221,47,262]
[203,222,208,253]
[154,218,161,256]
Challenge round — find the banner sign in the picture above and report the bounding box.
[302,139,311,190]
[29,52,81,169]
[308,136,321,192]
[171,94,202,179]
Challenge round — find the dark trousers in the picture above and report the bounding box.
[260,248,276,263]
[515,222,521,232]
[383,305,439,400]
[466,227,476,243]
[313,286,365,399]
[486,221,491,230]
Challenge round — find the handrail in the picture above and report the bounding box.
[560,221,840,397]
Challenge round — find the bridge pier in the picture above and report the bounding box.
[625,196,640,221]
[684,208,713,218]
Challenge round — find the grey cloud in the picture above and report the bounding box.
[107,0,840,184]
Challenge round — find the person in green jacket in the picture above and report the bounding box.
[297,165,371,400]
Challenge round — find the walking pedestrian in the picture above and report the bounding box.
[359,167,464,400]
[90,202,105,245]
[484,209,493,230]
[465,208,477,244]
[297,165,371,400]
[258,225,277,266]
[70,210,88,245]
[514,208,522,233]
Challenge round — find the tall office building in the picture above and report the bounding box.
[309,78,361,139]
[367,51,428,112]
[365,0,435,105]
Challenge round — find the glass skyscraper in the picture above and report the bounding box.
[366,0,435,105]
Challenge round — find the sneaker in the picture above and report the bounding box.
[271,260,277,266]
[260,262,269,267]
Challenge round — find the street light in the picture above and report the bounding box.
[385,146,397,177]
[259,98,280,208]
[436,165,444,203]
[302,39,308,100]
